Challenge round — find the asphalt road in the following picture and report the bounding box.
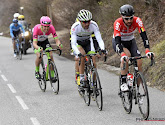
[0,36,165,125]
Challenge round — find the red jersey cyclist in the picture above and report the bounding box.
[112,4,154,92]
[33,16,63,80]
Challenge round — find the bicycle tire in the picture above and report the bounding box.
[136,72,149,120]
[82,69,90,106]
[18,46,22,60]
[49,61,59,94]
[38,61,46,92]
[91,69,103,111]
[119,75,132,114]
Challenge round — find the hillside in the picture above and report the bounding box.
[0,0,165,91]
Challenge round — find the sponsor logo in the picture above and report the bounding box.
[136,18,143,27]
[115,22,120,31]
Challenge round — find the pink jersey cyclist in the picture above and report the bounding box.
[33,24,58,42]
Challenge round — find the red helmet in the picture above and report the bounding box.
[40,16,51,26]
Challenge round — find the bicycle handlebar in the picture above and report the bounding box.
[122,55,155,70]
[39,48,62,59]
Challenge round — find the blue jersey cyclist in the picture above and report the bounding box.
[10,19,25,57]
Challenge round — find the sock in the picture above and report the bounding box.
[76,72,80,79]
[80,74,84,81]
[35,66,39,72]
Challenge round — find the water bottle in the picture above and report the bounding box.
[45,64,47,71]
[127,73,133,87]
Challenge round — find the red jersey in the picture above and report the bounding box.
[113,16,145,41]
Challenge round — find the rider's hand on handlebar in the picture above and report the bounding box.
[120,52,128,62]
[145,49,154,59]
[58,43,63,50]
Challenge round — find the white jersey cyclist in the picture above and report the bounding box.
[71,20,105,55]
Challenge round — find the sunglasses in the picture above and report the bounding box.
[42,21,51,24]
[123,16,134,20]
[81,20,91,24]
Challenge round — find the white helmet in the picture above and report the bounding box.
[13,13,20,18]
[77,9,92,21]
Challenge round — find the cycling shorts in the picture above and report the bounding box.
[37,39,52,50]
[12,30,21,40]
[112,38,141,57]
[77,38,96,54]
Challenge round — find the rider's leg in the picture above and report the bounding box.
[120,48,131,91]
[35,52,42,72]
[78,47,86,85]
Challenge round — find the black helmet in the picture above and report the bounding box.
[119,4,135,16]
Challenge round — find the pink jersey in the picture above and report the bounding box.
[33,24,58,42]
[113,16,145,41]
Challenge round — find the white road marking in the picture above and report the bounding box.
[1,74,8,81]
[30,117,41,125]
[15,96,29,110]
[7,84,16,93]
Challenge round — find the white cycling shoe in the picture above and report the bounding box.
[14,53,17,58]
[121,83,129,92]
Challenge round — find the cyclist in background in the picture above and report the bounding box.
[10,19,25,57]
[71,9,105,89]
[13,13,20,20]
[112,4,154,92]
[33,16,63,80]
[18,15,28,30]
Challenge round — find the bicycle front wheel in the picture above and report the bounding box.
[91,69,103,111]
[38,62,46,92]
[136,72,149,120]
[119,75,132,114]
[49,61,59,94]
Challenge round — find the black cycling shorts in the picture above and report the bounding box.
[37,39,51,50]
[112,38,141,57]
[12,30,21,40]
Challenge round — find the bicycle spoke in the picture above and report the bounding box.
[49,61,59,94]
[137,72,149,120]
[92,69,103,111]
[38,62,46,92]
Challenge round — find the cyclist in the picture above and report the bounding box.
[10,19,25,57]
[112,4,154,92]
[70,18,100,85]
[33,16,63,81]
[71,9,105,89]
[13,13,20,20]
[18,15,28,30]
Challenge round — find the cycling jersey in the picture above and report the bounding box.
[113,16,149,53]
[33,24,58,42]
[10,23,25,38]
[113,16,145,41]
[71,20,105,54]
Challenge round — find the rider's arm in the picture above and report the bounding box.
[32,25,39,50]
[9,24,14,38]
[113,20,124,54]
[19,23,25,35]
[93,23,105,50]
[70,24,80,55]
[136,17,150,49]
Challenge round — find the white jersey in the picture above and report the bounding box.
[71,20,105,54]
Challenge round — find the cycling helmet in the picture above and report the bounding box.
[40,16,51,26]
[13,19,18,24]
[18,15,25,20]
[77,9,92,21]
[119,4,135,16]
[13,13,20,18]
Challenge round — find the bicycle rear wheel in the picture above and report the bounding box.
[91,69,103,111]
[49,61,59,94]
[136,72,149,120]
[38,62,46,92]
[18,46,22,60]
[119,75,132,114]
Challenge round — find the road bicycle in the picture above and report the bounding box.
[78,51,107,111]
[15,35,23,60]
[38,48,61,94]
[119,55,154,120]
